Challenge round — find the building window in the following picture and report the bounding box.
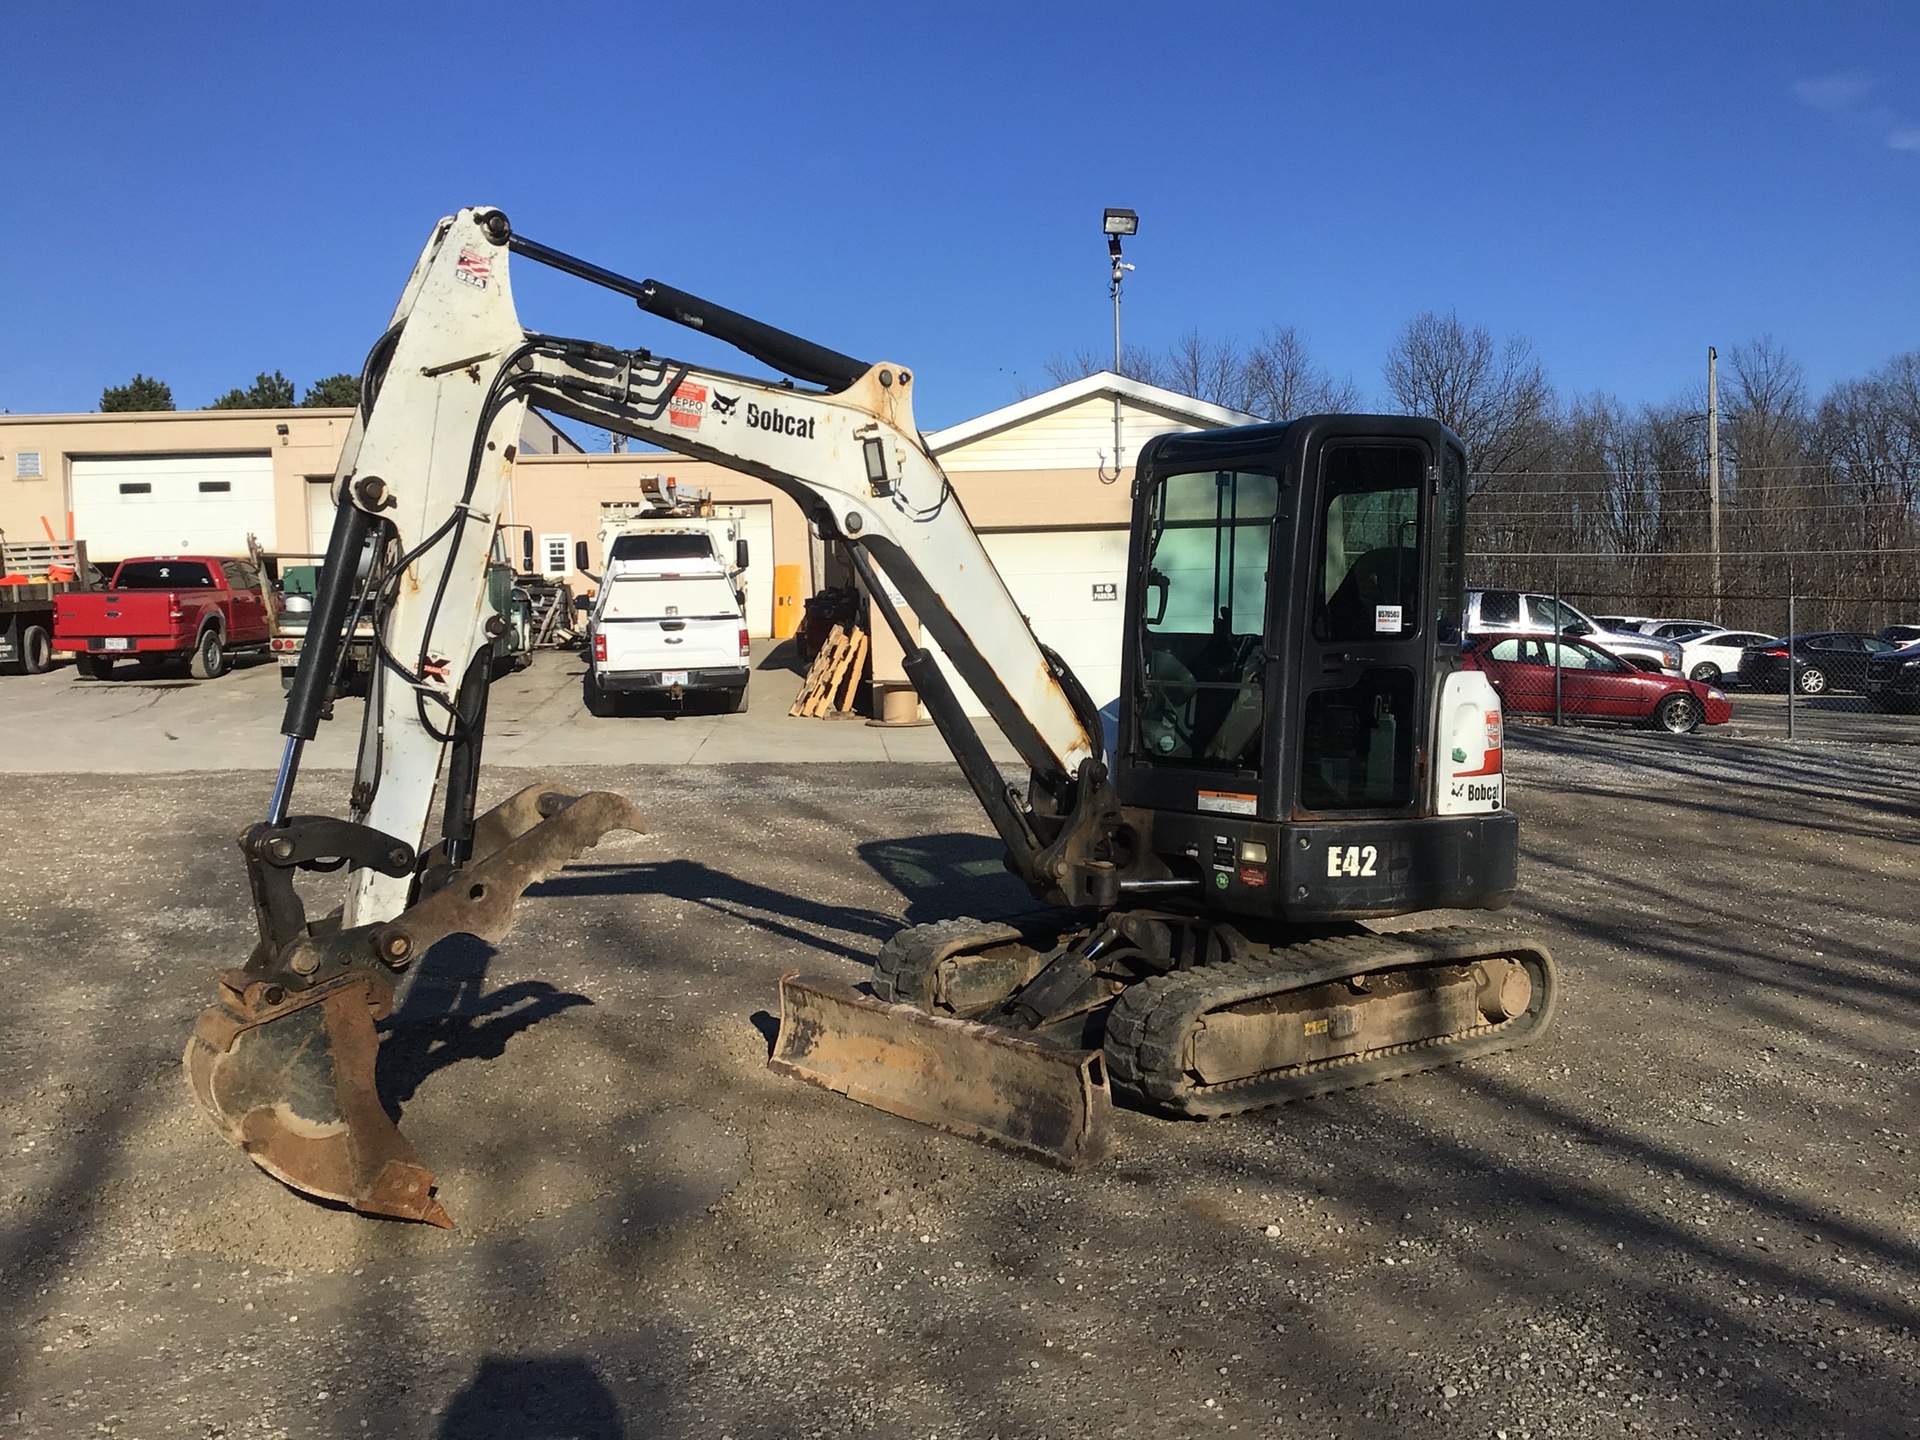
[540,533,571,575]
[16,451,41,479]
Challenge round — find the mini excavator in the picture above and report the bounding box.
[185,208,1554,1224]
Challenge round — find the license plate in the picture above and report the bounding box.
[103,637,131,651]
[662,670,688,686]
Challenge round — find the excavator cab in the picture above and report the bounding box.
[776,416,1550,1164]
[1116,415,1516,921]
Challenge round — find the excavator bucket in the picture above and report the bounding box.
[185,969,451,1226]
[186,785,646,1226]
[768,972,1111,1169]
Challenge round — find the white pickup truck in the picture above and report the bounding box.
[583,557,750,715]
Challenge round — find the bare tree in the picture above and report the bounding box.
[1155,330,1245,409]
[1241,327,1359,419]
[1043,344,1168,390]
[1382,311,1554,491]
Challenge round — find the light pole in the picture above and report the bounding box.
[1102,207,1138,479]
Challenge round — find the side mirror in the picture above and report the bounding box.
[1624,654,1663,673]
[1562,620,1592,637]
[520,531,535,570]
[574,540,589,573]
[736,538,749,570]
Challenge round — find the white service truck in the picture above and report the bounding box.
[580,483,752,714]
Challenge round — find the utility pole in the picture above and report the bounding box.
[1707,345,1721,616]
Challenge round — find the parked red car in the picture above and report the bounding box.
[54,555,270,680]
[1464,635,1731,733]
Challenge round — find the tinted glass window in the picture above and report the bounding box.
[115,561,214,589]
[1315,447,1421,643]
[1301,670,1416,810]
[1487,638,1524,662]
[609,533,715,563]
[1559,642,1624,672]
[1436,449,1464,643]
[1479,590,1520,625]
[1528,596,1585,631]
[1864,637,1896,653]
[1301,445,1424,812]
[1138,469,1278,768]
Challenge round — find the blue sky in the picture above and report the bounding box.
[3,2,1914,431]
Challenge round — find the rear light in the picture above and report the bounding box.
[593,633,607,662]
[739,626,750,658]
[1762,647,1788,657]
[167,596,184,622]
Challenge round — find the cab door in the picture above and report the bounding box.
[1292,440,1434,815]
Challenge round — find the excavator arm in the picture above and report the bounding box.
[186,208,1129,1222]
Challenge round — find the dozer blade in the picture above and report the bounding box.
[185,970,452,1226]
[769,971,1111,1169]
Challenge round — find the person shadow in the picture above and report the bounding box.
[436,1355,623,1438]
[376,932,594,1121]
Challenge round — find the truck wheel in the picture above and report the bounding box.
[583,669,613,717]
[76,653,114,680]
[726,685,749,714]
[18,624,53,674]
[189,629,228,680]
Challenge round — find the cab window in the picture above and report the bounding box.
[1137,469,1278,767]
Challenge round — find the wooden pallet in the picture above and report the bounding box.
[788,624,869,717]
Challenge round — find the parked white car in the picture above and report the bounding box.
[583,562,750,715]
[1630,617,1721,640]
[1678,628,1776,685]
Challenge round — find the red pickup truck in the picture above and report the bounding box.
[55,556,270,680]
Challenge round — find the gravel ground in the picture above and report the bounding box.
[1,730,1916,1439]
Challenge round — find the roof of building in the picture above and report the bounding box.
[924,371,1259,454]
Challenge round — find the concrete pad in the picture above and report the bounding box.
[0,642,1024,774]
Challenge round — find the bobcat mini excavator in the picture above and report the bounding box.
[185,208,1554,1225]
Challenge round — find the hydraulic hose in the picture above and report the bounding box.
[282,487,376,741]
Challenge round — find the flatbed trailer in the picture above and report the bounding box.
[0,537,92,674]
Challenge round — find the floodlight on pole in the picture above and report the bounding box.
[1101,208,1138,483]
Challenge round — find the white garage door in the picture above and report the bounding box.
[73,454,277,562]
[924,527,1130,723]
[734,502,775,637]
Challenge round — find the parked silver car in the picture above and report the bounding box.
[1466,590,1683,673]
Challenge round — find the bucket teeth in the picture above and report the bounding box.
[184,971,454,1227]
[187,783,645,1225]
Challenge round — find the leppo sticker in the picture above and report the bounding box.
[668,382,707,430]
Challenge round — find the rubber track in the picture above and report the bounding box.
[1103,925,1557,1118]
[871,918,1025,1009]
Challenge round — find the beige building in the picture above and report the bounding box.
[0,374,1253,698]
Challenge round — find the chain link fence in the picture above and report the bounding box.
[1469,504,1920,741]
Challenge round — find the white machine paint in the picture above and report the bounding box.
[72,454,276,561]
